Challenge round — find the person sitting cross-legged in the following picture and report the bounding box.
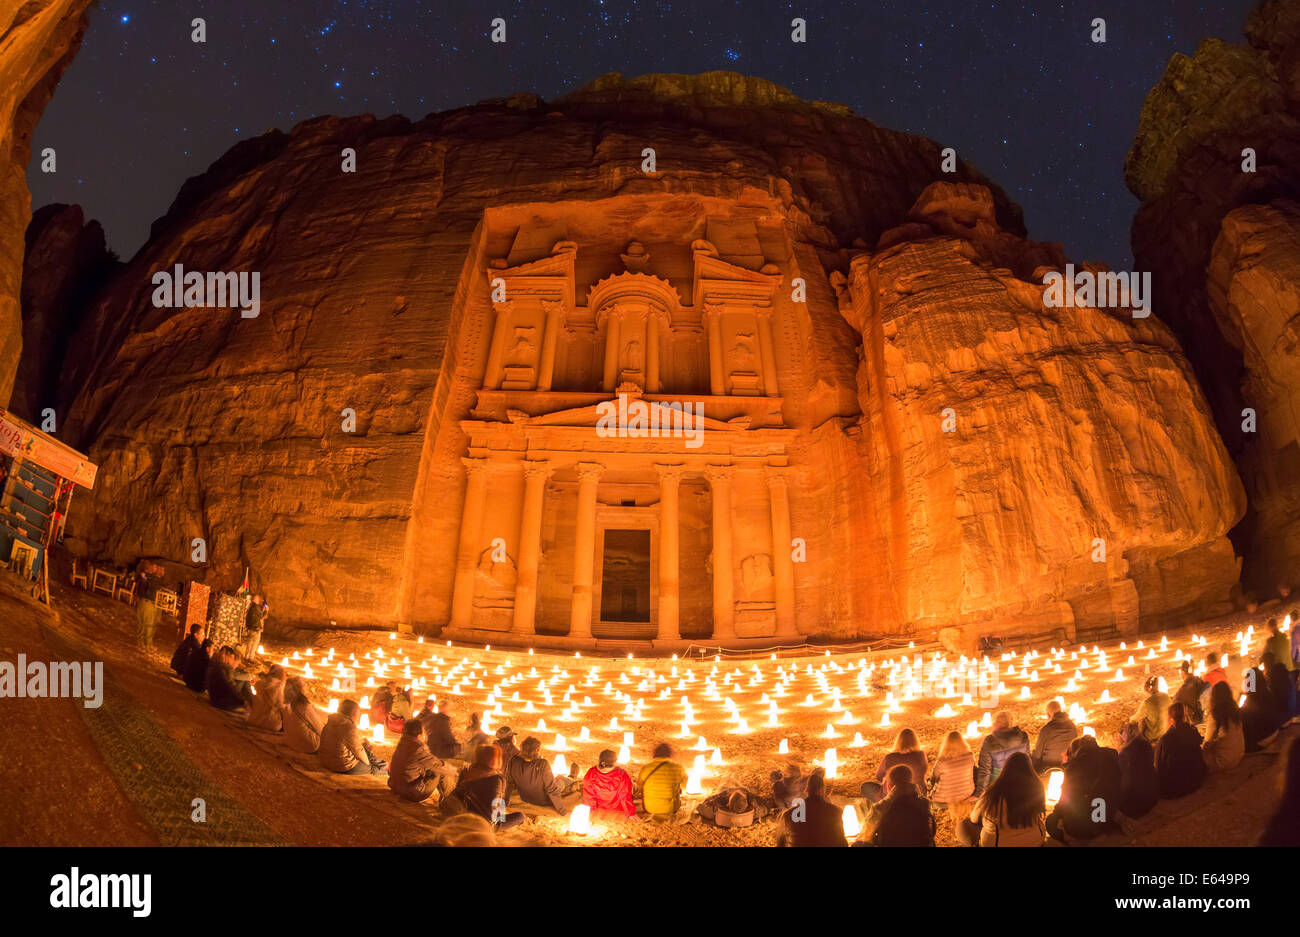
[638,742,688,821]
[506,736,578,815]
[388,718,457,803]
[449,743,524,831]
[319,699,387,775]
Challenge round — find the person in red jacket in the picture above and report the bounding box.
[582,748,636,817]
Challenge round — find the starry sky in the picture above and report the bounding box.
[28,0,1257,268]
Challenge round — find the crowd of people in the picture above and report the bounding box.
[162,609,1300,847]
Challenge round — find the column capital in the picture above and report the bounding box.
[704,463,736,485]
[462,457,490,478]
[521,459,553,481]
[764,464,791,486]
[655,463,687,483]
[575,462,605,482]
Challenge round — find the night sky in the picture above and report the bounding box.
[28,0,1256,268]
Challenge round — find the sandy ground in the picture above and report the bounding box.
[1,569,1293,846]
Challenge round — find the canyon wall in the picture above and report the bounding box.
[0,0,93,404]
[21,71,1246,642]
[1127,0,1300,599]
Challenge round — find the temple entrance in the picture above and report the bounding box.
[599,528,651,622]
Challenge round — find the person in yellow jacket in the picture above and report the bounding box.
[638,743,688,819]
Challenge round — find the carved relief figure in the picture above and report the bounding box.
[474,548,517,608]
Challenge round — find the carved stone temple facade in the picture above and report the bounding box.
[426,233,807,649]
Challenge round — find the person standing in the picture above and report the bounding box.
[134,561,163,651]
[243,593,268,662]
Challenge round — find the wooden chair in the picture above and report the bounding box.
[8,541,37,579]
[115,575,137,606]
[70,557,89,590]
[91,567,116,597]
[156,588,179,615]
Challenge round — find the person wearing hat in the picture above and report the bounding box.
[495,726,520,766]
[505,736,576,815]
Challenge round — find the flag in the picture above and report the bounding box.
[237,567,250,596]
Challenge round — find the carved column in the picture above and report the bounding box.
[484,303,511,390]
[757,308,779,397]
[537,301,562,392]
[647,312,661,393]
[451,458,490,629]
[704,464,736,640]
[569,462,604,639]
[766,466,798,638]
[512,459,552,634]
[601,312,621,392]
[705,306,725,396]
[655,464,685,642]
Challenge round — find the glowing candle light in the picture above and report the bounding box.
[553,733,567,751]
[623,731,634,747]
[879,712,891,728]
[1097,689,1112,703]
[980,712,992,728]
[965,721,980,738]
[1082,726,1096,737]
[842,804,862,839]
[778,738,789,754]
[552,753,568,774]
[824,747,838,779]
[710,748,723,766]
[1045,770,1064,806]
[568,804,591,835]
[359,713,370,730]
[685,770,703,795]
[695,736,708,751]
[372,724,385,744]
[617,744,631,764]
[694,753,707,774]
[327,698,339,713]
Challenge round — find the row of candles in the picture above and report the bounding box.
[264,619,1282,834]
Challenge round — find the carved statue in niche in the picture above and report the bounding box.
[729,331,757,370]
[622,339,643,373]
[506,325,537,366]
[738,553,775,605]
[473,548,517,609]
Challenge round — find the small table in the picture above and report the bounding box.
[91,567,117,597]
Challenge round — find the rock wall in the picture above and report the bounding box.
[1127,0,1300,598]
[831,183,1244,647]
[0,0,93,404]
[22,71,1247,640]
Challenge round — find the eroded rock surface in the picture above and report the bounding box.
[1127,0,1300,597]
[0,0,93,403]
[18,72,1246,644]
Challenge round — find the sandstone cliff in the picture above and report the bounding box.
[1127,0,1300,598]
[21,71,1245,642]
[0,0,93,404]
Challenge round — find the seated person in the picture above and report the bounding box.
[582,749,636,817]
[170,624,203,676]
[1115,723,1159,820]
[770,764,808,811]
[1240,664,1281,751]
[866,764,937,847]
[206,647,253,711]
[862,728,928,802]
[1031,700,1078,773]
[638,743,688,820]
[1131,676,1172,746]
[449,743,524,830]
[388,719,457,803]
[776,768,847,847]
[319,699,387,775]
[505,736,576,815]
[1173,660,1206,724]
[420,699,461,760]
[494,726,520,767]
[1046,735,1122,842]
[282,676,327,754]
[954,752,1044,847]
[246,664,286,731]
[182,638,214,693]
[1154,702,1206,799]
[1202,682,1245,773]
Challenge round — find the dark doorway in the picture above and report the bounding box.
[600,528,651,622]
